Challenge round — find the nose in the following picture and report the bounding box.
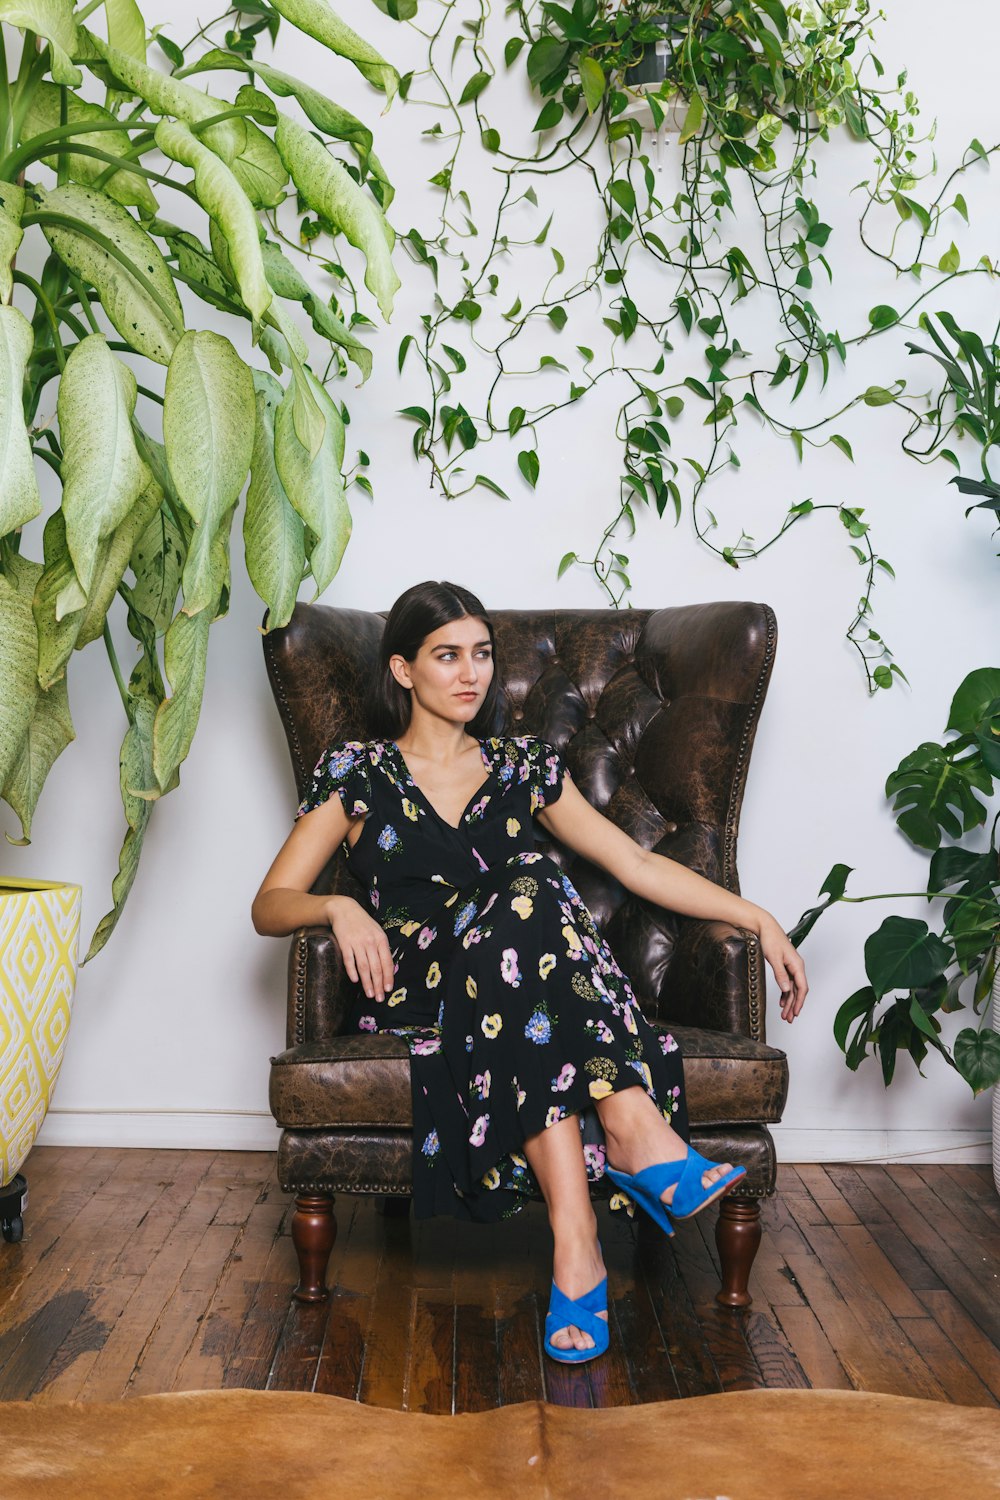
[459,654,479,684]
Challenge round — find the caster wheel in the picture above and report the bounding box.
[1,1216,23,1243]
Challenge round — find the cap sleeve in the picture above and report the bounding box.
[523,737,568,814]
[296,741,371,819]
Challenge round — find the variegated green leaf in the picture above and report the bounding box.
[0,181,24,304]
[39,182,184,365]
[82,28,246,162]
[268,0,399,100]
[163,330,255,616]
[274,114,399,320]
[34,476,163,687]
[104,0,145,61]
[273,367,351,597]
[245,372,305,630]
[0,305,41,537]
[85,695,155,961]
[151,604,211,793]
[0,0,81,85]
[0,554,42,790]
[57,333,149,605]
[129,501,184,636]
[231,118,288,210]
[23,84,158,216]
[1,672,73,844]
[154,120,271,327]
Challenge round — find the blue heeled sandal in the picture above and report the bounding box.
[606,1148,746,1231]
[543,1276,610,1365]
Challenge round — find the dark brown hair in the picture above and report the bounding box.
[366,580,504,739]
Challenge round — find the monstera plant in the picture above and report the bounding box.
[0,0,402,959]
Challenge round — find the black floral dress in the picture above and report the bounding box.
[296,736,688,1222]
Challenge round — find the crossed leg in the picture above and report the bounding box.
[523,1084,737,1353]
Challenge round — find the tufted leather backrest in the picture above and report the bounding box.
[264,602,777,1022]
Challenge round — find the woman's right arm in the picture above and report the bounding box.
[251,798,395,1001]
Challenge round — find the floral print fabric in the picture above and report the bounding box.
[297,735,688,1221]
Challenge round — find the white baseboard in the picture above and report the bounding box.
[36,1109,280,1152]
[35,1112,993,1164]
[772,1125,991,1165]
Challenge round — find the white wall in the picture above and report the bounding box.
[25,1,997,1161]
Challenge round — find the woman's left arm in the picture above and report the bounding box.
[537,777,808,1023]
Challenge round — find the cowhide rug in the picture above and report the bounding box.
[4,1387,998,1498]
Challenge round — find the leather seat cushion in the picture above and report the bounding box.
[276,1124,777,1199]
[269,1024,788,1132]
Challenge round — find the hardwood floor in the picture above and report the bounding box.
[1,1149,997,1409]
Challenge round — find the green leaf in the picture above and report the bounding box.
[0,305,41,538]
[886,739,994,848]
[81,29,246,161]
[938,242,960,274]
[104,0,145,60]
[579,55,605,114]
[154,120,271,326]
[557,550,576,578]
[481,128,500,153]
[508,406,525,437]
[609,179,636,216]
[267,0,399,100]
[459,70,491,105]
[548,305,567,331]
[830,433,854,462]
[273,367,351,597]
[678,92,704,144]
[787,862,854,945]
[259,240,372,382]
[834,985,876,1054]
[57,334,148,605]
[370,0,417,16]
[953,1028,1000,1095]
[945,668,1000,735]
[0,0,81,84]
[0,554,43,790]
[533,99,564,132]
[230,113,288,210]
[1,669,73,844]
[39,181,184,365]
[868,304,899,330]
[862,385,896,407]
[244,372,306,630]
[85,696,156,960]
[152,604,212,794]
[23,84,158,215]
[864,916,954,1000]
[129,499,184,637]
[0,180,23,304]
[164,330,255,616]
[274,113,400,320]
[472,475,508,499]
[518,450,539,488]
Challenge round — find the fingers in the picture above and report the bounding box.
[777,948,808,1023]
[356,942,394,1001]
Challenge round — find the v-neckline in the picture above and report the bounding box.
[388,738,494,832]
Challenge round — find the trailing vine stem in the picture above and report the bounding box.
[388,0,998,693]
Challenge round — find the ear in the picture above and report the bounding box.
[388,653,413,690]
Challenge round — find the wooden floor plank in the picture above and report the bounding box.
[3,1150,998,1411]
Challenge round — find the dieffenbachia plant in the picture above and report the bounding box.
[0,0,403,957]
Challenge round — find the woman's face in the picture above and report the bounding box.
[390,614,495,725]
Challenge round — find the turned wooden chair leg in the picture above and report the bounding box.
[715,1195,762,1309]
[291,1194,337,1303]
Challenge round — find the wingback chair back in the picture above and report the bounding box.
[264,601,777,1034]
[263,599,787,1311]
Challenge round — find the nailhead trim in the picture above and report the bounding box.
[723,604,778,894]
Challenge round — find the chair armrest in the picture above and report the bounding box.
[660,919,766,1042]
[285,925,355,1046]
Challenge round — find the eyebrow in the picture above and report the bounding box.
[432,640,492,650]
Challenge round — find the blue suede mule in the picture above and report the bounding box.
[606,1148,746,1231]
[543,1277,610,1364]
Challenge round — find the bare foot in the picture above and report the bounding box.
[548,1234,607,1354]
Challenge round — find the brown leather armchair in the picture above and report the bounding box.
[264,601,788,1309]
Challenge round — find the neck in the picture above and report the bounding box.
[395,708,476,762]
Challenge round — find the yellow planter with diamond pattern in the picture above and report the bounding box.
[0,878,81,1189]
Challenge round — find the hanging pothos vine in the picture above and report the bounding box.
[390,0,998,694]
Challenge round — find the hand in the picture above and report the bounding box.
[324,896,396,1002]
[756,913,808,1023]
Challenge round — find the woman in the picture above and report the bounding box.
[252,581,807,1364]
